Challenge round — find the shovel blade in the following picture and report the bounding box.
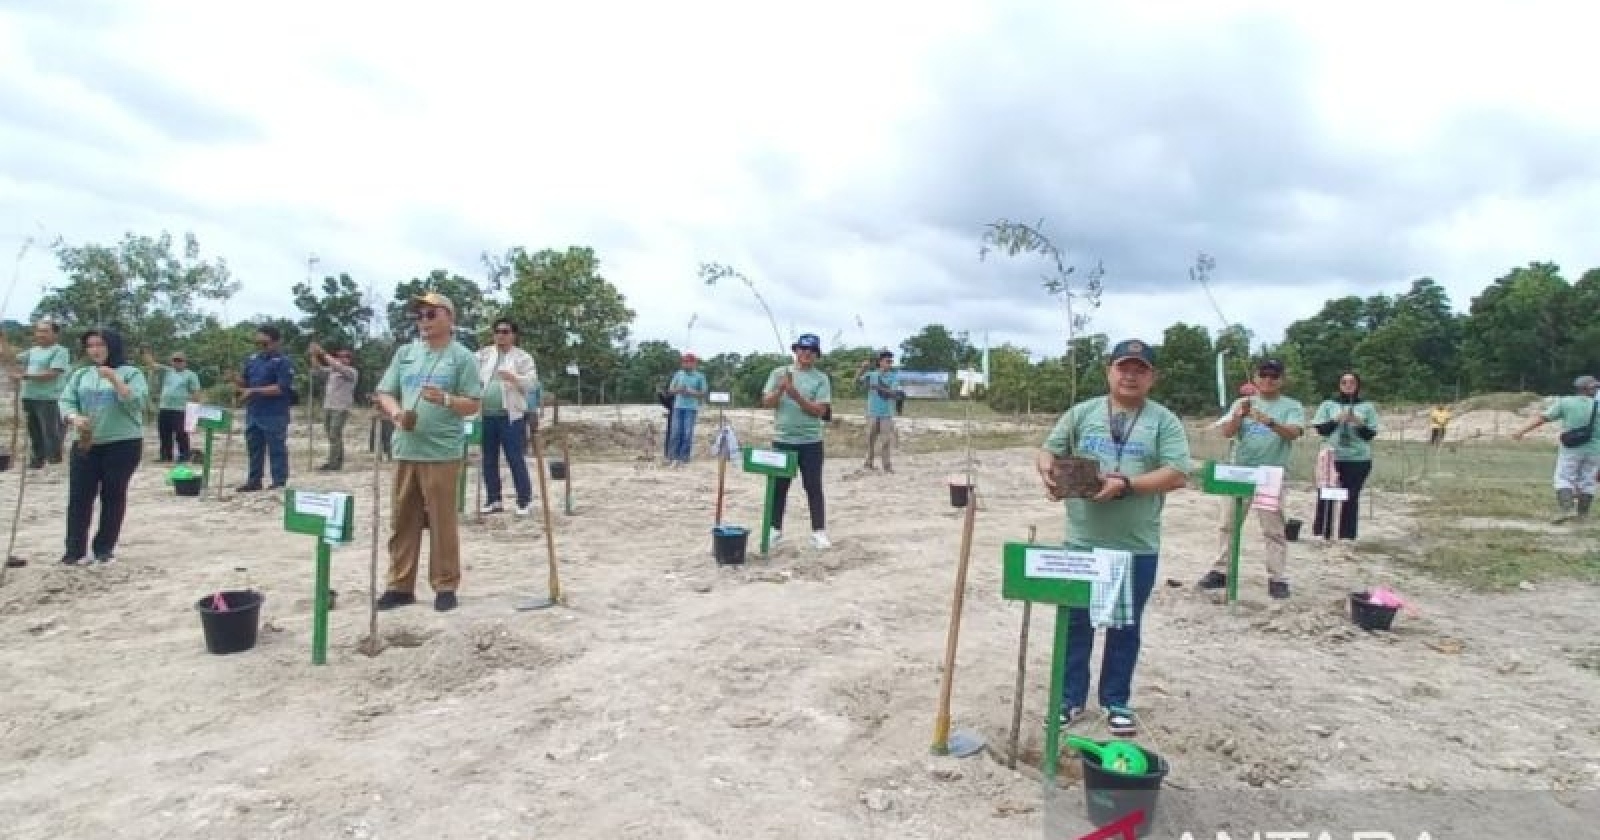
[946,729,986,758]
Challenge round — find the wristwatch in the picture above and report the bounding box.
[1116,474,1133,499]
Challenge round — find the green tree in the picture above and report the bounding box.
[1460,262,1569,392]
[496,246,635,404]
[293,272,374,352]
[899,324,977,374]
[981,343,1038,413]
[32,231,239,348]
[616,340,683,403]
[1154,323,1215,414]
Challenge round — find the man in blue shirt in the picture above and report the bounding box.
[665,353,709,465]
[233,325,295,491]
[856,350,901,472]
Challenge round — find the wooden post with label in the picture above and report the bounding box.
[999,541,1099,783]
[194,405,232,494]
[283,488,356,665]
[741,446,797,557]
[1200,460,1261,604]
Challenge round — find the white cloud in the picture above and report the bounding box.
[2,0,1598,375]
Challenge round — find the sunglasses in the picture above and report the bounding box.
[1256,371,1281,379]
[412,309,443,321]
[493,328,513,335]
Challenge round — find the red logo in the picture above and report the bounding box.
[1072,809,1144,839]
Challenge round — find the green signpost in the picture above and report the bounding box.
[999,541,1102,783]
[740,446,797,556]
[194,405,232,493]
[283,488,356,665]
[1199,459,1261,604]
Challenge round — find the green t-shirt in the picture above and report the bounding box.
[1312,399,1381,461]
[1226,396,1305,468]
[155,365,202,411]
[480,350,506,415]
[763,365,831,444]
[1042,396,1192,555]
[1543,395,1600,455]
[862,370,899,418]
[20,344,71,400]
[377,341,484,462]
[59,365,149,445]
[670,370,708,411]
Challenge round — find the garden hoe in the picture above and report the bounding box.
[930,483,985,759]
[1,367,28,583]
[516,429,564,611]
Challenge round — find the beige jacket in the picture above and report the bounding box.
[475,345,539,422]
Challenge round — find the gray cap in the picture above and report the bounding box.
[1575,375,1598,389]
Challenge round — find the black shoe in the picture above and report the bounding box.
[268,483,286,490]
[1268,580,1291,599]
[236,483,262,493]
[5,556,25,568]
[1198,571,1228,590]
[434,592,458,612]
[376,591,416,610]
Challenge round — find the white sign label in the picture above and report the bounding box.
[750,448,788,469]
[294,491,336,519]
[1319,486,1350,501]
[565,363,579,376]
[708,391,731,404]
[198,406,223,422]
[462,420,474,435]
[1023,548,1114,585]
[1214,465,1261,484]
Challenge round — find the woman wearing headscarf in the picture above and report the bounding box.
[58,328,149,564]
[1311,371,1379,539]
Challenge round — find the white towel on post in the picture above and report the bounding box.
[1088,549,1135,629]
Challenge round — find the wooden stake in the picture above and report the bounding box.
[1006,524,1038,769]
[359,442,384,655]
[558,433,573,516]
[0,379,26,586]
[931,484,980,754]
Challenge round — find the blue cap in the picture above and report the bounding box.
[792,333,823,355]
[1109,338,1155,367]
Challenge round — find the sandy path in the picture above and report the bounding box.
[0,415,1596,839]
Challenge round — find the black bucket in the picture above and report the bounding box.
[549,459,568,481]
[1081,746,1168,838]
[949,483,972,508]
[194,590,264,655]
[173,477,202,497]
[0,453,11,472]
[1350,591,1399,631]
[1285,518,1302,541]
[712,525,749,565]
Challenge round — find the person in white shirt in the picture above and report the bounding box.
[475,319,540,515]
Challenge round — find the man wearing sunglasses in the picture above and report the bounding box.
[233,325,295,491]
[1199,358,1304,599]
[372,293,483,612]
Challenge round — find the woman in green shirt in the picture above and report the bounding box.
[1311,371,1379,539]
[58,328,149,565]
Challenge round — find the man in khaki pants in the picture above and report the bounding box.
[1198,358,1304,599]
[372,292,483,612]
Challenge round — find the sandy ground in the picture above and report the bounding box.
[1,403,1597,839]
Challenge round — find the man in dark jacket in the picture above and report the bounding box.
[233,325,294,491]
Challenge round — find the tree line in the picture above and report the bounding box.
[10,230,1597,417]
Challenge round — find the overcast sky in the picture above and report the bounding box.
[3,0,1596,365]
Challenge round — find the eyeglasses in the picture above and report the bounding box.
[171,358,184,363]
[413,309,443,321]
[493,328,513,334]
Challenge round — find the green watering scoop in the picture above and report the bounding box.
[1065,735,1149,775]
[167,465,197,482]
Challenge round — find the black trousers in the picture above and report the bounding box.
[157,409,191,460]
[65,438,142,560]
[1313,459,1372,540]
[771,440,826,532]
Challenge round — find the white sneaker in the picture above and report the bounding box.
[811,531,832,549]
[515,504,531,516]
[769,528,782,545]
[480,502,503,514]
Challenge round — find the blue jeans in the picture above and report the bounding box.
[668,407,698,461]
[480,414,532,507]
[245,414,289,487]
[1061,553,1160,711]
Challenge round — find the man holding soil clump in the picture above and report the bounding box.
[1199,358,1304,599]
[1035,339,1190,737]
[371,293,483,612]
